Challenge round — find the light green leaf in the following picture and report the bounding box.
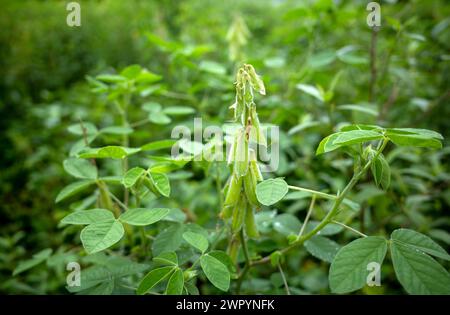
[63,158,97,179]
[200,254,230,292]
[67,123,98,136]
[55,179,96,203]
[305,236,341,263]
[371,153,391,190]
[308,51,336,68]
[391,229,450,261]
[390,241,450,294]
[120,64,142,79]
[13,249,53,276]
[386,129,443,149]
[100,126,134,135]
[182,231,209,253]
[316,133,343,155]
[199,60,226,75]
[123,167,146,188]
[337,104,378,116]
[329,236,387,293]
[119,208,170,226]
[163,106,195,116]
[61,209,115,225]
[96,74,127,83]
[207,251,236,274]
[296,84,324,102]
[78,146,141,159]
[273,213,301,236]
[165,268,184,295]
[137,266,175,295]
[256,178,289,206]
[153,252,178,266]
[152,224,185,256]
[141,139,177,151]
[149,111,172,125]
[80,221,124,254]
[333,130,384,146]
[148,172,171,197]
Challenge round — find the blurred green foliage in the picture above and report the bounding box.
[0,0,449,294]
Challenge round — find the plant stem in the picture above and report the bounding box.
[298,195,316,239]
[236,229,250,294]
[287,185,336,200]
[250,138,389,267]
[369,26,378,103]
[331,220,367,238]
[277,263,291,295]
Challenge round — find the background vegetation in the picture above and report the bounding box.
[1,0,449,294]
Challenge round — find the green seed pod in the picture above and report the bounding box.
[245,64,266,95]
[143,176,160,196]
[223,174,242,207]
[234,128,249,177]
[244,204,260,239]
[243,169,259,207]
[231,195,246,233]
[249,107,267,146]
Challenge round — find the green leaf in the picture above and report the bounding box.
[141,139,177,151]
[123,167,146,188]
[100,126,134,135]
[337,104,378,116]
[390,241,450,294]
[305,236,341,263]
[13,249,53,276]
[296,84,324,102]
[67,122,98,136]
[386,129,442,149]
[387,128,443,140]
[273,213,301,236]
[61,209,115,225]
[256,178,289,206]
[149,111,172,125]
[207,251,236,274]
[120,64,142,79]
[63,158,97,179]
[149,172,171,197]
[316,133,343,155]
[329,236,387,293]
[163,106,195,116]
[200,254,230,292]
[137,266,175,295]
[78,146,141,159]
[55,179,96,203]
[333,130,384,146]
[153,252,178,266]
[152,224,185,256]
[80,221,124,254]
[371,153,391,190]
[119,208,170,226]
[199,60,226,75]
[182,231,209,253]
[391,229,450,261]
[165,268,184,295]
[96,74,127,83]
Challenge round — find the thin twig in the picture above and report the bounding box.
[331,220,368,238]
[277,263,291,295]
[298,195,316,238]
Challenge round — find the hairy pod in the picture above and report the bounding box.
[244,204,260,239]
[223,174,242,207]
[234,128,249,177]
[231,195,247,233]
[243,168,259,207]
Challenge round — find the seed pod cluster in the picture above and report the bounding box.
[222,65,266,244]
